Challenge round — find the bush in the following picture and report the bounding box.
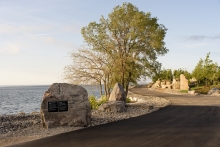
[97,95,108,106]
[126,98,131,103]
[89,95,108,109]
[89,95,98,109]
[194,86,210,94]
[211,85,220,90]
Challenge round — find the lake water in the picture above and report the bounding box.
[0,85,101,115]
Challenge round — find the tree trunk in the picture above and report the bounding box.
[99,80,102,97]
[125,72,132,97]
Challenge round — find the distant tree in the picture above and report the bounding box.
[192,59,204,86]
[81,3,168,96]
[192,52,220,86]
[173,68,191,80]
[152,68,172,82]
[209,63,219,85]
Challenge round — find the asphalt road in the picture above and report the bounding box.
[9,87,220,147]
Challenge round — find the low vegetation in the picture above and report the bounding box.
[89,95,108,109]
[193,87,210,94]
[179,90,188,93]
[211,84,220,89]
[126,98,131,103]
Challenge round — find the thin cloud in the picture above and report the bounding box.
[0,24,52,35]
[186,35,220,41]
[33,33,59,36]
[174,43,209,49]
[0,43,20,54]
[63,25,81,34]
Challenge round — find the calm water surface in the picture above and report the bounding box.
[0,85,101,115]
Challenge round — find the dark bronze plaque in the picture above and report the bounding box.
[48,101,58,112]
[59,101,68,112]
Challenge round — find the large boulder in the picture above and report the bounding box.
[180,74,189,90]
[109,83,126,102]
[40,83,91,129]
[152,80,161,89]
[98,101,126,113]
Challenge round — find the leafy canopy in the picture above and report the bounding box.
[81,3,168,95]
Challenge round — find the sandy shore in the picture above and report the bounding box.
[0,93,170,147]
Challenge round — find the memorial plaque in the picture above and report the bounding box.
[48,101,58,112]
[59,101,68,112]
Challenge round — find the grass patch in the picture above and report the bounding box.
[180,90,188,93]
[190,86,204,90]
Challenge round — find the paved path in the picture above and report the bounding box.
[130,87,220,106]
[10,87,220,147]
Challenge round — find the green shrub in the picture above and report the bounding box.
[97,95,108,106]
[89,95,98,109]
[194,86,210,94]
[89,95,108,109]
[211,85,220,90]
[180,90,188,93]
[126,98,131,103]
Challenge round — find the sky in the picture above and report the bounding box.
[0,0,220,85]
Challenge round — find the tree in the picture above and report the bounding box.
[81,2,168,96]
[173,68,191,80]
[192,52,220,86]
[64,48,113,97]
[192,59,204,86]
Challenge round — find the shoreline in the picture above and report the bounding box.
[0,92,170,147]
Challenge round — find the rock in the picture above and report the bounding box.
[161,85,167,89]
[180,74,189,90]
[175,81,180,89]
[172,78,180,89]
[40,83,91,129]
[147,82,154,88]
[172,78,177,89]
[166,81,170,85]
[128,97,138,102]
[152,80,161,89]
[109,83,126,102]
[98,101,126,113]
[161,81,166,86]
[208,88,220,96]
[188,90,195,95]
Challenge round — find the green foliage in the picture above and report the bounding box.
[211,85,220,90]
[89,95,99,109]
[81,2,168,95]
[89,95,108,109]
[192,52,220,87]
[97,95,108,106]
[126,98,131,103]
[173,68,192,80]
[152,68,172,82]
[194,87,210,94]
[152,68,192,82]
[179,90,188,93]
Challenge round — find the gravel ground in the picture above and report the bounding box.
[0,93,170,147]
